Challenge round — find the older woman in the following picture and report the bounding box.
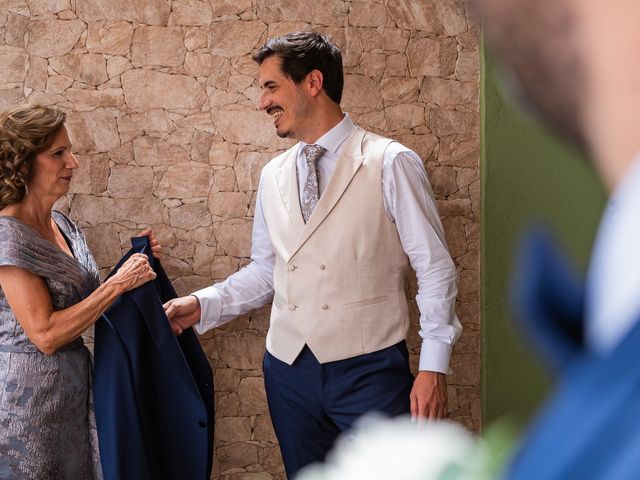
[0,104,159,479]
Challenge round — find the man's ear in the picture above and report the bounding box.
[307,70,324,97]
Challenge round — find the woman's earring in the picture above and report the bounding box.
[24,184,29,196]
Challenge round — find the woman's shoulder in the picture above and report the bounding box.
[0,214,29,239]
[0,212,84,277]
[0,215,40,266]
[0,211,81,242]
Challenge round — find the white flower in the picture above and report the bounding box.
[297,414,491,480]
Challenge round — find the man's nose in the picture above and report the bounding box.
[258,92,270,111]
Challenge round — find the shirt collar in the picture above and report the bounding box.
[586,152,640,351]
[298,113,355,155]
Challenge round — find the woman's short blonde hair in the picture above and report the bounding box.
[0,104,66,209]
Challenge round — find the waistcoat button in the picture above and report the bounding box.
[321,304,328,310]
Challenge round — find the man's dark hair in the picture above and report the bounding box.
[253,31,344,104]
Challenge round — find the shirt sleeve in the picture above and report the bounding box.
[193,171,275,334]
[382,146,462,373]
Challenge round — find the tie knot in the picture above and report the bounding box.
[302,144,326,167]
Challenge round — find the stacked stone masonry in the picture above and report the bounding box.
[0,0,480,478]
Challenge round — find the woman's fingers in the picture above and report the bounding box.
[137,228,164,259]
[114,254,156,291]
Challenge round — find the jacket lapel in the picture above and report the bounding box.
[130,281,204,400]
[117,238,204,400]
[512,228,586,372]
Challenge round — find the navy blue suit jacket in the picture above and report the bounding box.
[509,230,640,479]
[94,237,214,480]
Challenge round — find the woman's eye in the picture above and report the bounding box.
[54,150,64,156]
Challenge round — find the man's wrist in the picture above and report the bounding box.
[189,294,201,309]
[418,340,453,373]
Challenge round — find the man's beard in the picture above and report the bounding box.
[275,93,313,141]
[480,0,589,153]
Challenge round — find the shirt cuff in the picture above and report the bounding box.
[418,340,453,374]
[192,286,223,335]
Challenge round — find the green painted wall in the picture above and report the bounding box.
[481,47,606,425]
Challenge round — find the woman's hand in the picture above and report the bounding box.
[138,227,163,259]
[106,253,156,293]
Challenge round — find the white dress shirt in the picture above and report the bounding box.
[586,153,640,352]
[194,114,462,373]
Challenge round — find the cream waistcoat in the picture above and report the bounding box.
[261,127,410,364]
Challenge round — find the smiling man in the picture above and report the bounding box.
[164,32,461,478]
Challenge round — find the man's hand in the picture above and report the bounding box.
[410,371,447,421]
[163,295,201,335]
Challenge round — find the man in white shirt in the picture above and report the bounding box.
[164,32,461,478]
[478,0,640,476]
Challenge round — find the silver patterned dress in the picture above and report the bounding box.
[0,211,103,480]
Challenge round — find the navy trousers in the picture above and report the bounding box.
[263,342,414,479]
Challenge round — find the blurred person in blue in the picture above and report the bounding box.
[478,0,640,478]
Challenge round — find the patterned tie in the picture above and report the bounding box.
[300,144,326,223]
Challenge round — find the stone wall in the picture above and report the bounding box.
[0,1,479,478]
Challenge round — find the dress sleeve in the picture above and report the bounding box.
[0,218,72,280]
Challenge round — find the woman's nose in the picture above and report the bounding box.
[66,152,79,169]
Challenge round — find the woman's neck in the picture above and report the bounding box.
[1,196,56,234]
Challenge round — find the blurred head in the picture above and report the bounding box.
[476,0,588,150]
[478,0,640,188]
[0,104,76,209]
